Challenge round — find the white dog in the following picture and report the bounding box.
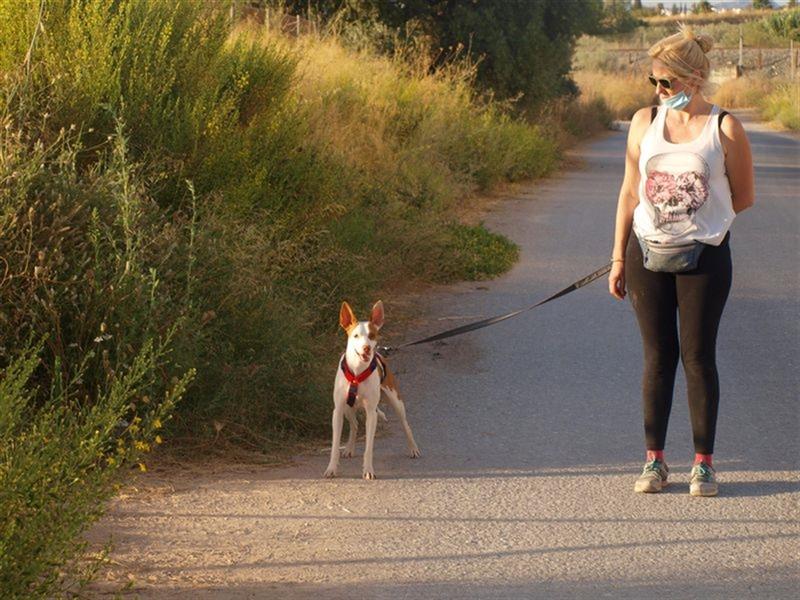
[324,300,420,480]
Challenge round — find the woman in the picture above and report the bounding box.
[608,26,755,497]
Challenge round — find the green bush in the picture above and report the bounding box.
[0,0,571,446]
[761,80,800,130]
[763,8,800,42]
[0,111,188,400]
[0,337,193,599]
[0,0,576,442]
[444,223,519,281]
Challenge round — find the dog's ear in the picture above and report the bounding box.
[339,302,358,332]
[370,300,385,330]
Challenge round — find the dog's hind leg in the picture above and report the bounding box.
[382,386,421,458]
[342,406,358,458]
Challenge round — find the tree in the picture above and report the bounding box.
[374,0,607,107]
[752,0,773,9]
[598,0,642,34]
[693,0,713,14]
[276,1,606,109]
[632,0,643,9]
[788,0,798,8]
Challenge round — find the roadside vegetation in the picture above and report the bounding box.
[0,0,615,595]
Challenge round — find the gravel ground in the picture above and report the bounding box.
[87,112,799,599]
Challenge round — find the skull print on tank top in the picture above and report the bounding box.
[633,104,735,246]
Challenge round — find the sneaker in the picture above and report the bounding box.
[690,462,718,497]
[634,459,669,493]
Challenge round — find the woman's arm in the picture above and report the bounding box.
[720,114,755,214]
[609,107,651,300]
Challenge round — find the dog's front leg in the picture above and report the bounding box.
[324,406,345,478]
[362,407,378,480]
[342,406,358,458]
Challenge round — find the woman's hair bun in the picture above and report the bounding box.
[694,34,713,53]
[680,23,714,53]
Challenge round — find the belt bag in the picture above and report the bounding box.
[638,237,705,273]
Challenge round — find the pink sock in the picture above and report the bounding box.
[646,450,665,462]
[694,453,713,466]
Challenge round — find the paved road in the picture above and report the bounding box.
[91,114,799,599]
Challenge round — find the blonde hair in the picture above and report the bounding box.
[648,24,714,95]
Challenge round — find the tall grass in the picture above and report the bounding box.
[1,86,195,596]
[0,0,547,448]
[712,74,800,130]
[167,23,562,445]
[572,70,656,121]
[711,73,776,108]
[0,1,585,591]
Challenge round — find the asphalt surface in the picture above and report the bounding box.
[90,113,799,599]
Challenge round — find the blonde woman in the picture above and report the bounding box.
[608,26,755,496]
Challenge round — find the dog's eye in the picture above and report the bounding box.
[353,334,359,338]
[368,333,376,340]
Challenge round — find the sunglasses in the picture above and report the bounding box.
[648,74,674,89]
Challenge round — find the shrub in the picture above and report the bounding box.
[763,8,800,42]
[0,0,570,448]
[761,79,800,130]
[0,337,193,599]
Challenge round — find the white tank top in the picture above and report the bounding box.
[633,104,735,247]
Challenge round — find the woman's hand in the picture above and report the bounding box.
[608,261,626,300]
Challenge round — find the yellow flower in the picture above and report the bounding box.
[138,463,147,472]
[155,435,163,445]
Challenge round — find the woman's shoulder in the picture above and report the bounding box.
[632,105,658,125]
[715,108,747,142]
[628,105,658,144]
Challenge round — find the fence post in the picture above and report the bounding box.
[738,25,743,75]
[296,14,300,37]
[791,40,796,81]
[265,7,270,31]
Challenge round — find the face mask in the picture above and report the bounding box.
[661,90,692,111]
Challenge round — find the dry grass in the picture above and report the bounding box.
[642,9,775,26]
[711,74,775,108]
[573,70,656,121]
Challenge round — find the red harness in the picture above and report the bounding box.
[340,354,386,407]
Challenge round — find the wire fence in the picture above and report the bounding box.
[596,45,798,80]
[229,0,319,37]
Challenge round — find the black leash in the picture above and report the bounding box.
[378,262,612,355]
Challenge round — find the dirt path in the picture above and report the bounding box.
[87,116,800,599]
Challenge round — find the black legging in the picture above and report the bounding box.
[625,232,732,455]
